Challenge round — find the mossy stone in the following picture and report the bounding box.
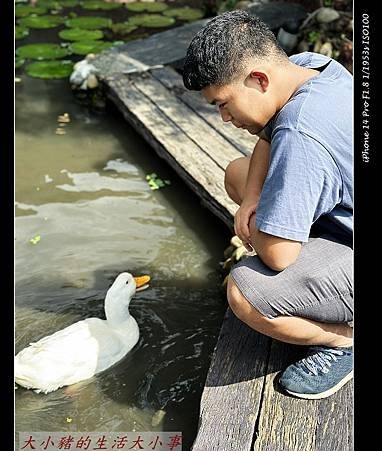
[69,40,114,55]
[15,25,30,40]
[81,1,122,10]
[59,28,104,41]
[65,16,112,29]
[126,2,169,13]
[18,15,64,29]
[26,60,74,79]
[15,5,48,17]
[128,14,175,28]
[17,43,70,60]
[163,7,204,21]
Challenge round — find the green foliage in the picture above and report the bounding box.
[59,28,104,40]
[128,14,175,28]
[68,40,114,55]
[18,14,65,29]
[15,56,26,69]
[308,30,320,44]
[81,1,122,11]
[126,2,169,13]
[17,43,71,59]
[15,5,48,17]
[110,22,138,36]
[26,60,74,78]
[65,16,112,29]
[145,173,171,190]
[15,25,30,40]
[163,7,205,21]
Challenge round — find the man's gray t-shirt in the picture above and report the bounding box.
[256,51,353,243]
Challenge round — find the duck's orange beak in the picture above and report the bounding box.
[134,275,151,291]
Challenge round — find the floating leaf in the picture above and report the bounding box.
[17,43,70,60]
[29,235,41,245]
[163,7,204,21]
[15,56,26,69]
[110,22,138,36]
[18,14,64,29]
[145,173,171,190]
[59,28,104,41]
[128,14,175,28]
[15,5,48,17]
[15,25,30,40]
[65,16,112,29]
[37,0,78,7]
[69,40,114,55]
[81,1,122,11]
[26,60,74,79]
[59,0,79,6]
[126,2,169,13]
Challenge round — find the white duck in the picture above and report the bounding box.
[15,272,150,394]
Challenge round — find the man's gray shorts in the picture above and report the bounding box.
[230,234,353,323]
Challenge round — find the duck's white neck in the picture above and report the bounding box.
[104,285,135,326]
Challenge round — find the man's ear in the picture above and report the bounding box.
[248,71,269,91]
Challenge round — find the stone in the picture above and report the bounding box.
[316,7,340,24]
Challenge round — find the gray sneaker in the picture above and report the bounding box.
[279,345,353,399]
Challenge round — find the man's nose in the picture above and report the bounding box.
[220,108,232,123]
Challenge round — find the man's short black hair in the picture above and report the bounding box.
[183,10,288,91]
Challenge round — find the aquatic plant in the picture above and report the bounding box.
[81,1,122,11]
[25,60,74,78]
[128,14,175,28]
[18,15,65,29]
[15,5,48,17]
[110,22,138,36]
[15,25,30,40]
[17,43,71,60]
[163,7,205,21]
[126,2,169,13]
[36,0,79,7]
[69,40,115,55]
[15,56,26,69]
[59,28,104,40]
[65,16,112,29]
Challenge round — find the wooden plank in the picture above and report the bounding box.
[253,340,352,451]
[93,19,209,77]
[151,67,258,156]
[132,72,246,171]
[192,308,271,451]
[104,73,237,229]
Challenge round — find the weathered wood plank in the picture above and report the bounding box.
[253,340,353,451]
[93,19,209,77]
[132,72,246,171]
[192,308,271,451]
[151,67,258,156]
[105,73,237,229]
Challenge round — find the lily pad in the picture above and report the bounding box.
[26,60,74,78]
[18,15,65,29]
[69,40,114,55]
[110,22,138,36]
[17,43,70,60]
[126,2,169,13]
[15,5,48,17]
[15,56,26,69]
[65,16,112,29]
[37,0,78,7]
[81,1,122,10]
[58,0,80,6]
[128,14,175,28]
[163,7,204,21]
[59,28,104,40]
[15,25,30,40]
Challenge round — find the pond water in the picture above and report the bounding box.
[15,2,231,450]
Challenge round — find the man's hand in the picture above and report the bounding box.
[234,197,259,251]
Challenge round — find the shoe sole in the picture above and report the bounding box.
[283,371,353,400]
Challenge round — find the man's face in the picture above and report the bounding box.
[202,72,272,135]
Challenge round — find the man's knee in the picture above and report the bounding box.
[227,275,271,326]
[224,157,247,200]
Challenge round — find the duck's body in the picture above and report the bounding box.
[15,273,149,394]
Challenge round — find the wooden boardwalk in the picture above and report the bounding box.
[92,20,353,451]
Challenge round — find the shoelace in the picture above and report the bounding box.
[298,348,345,376]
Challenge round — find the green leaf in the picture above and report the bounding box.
[163,7,204,21]
[128,14,175,28]
[65,16,112,29]
[81,1,122,11]
[69,40,114,55]
[126,2,169,13]
[26,60,74,78]
[110,22,138,36]
[15,5,48,17]
[15,25,30,40]
[18,14,65,29]
[17,43,70,60]
[59,28,104,41]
